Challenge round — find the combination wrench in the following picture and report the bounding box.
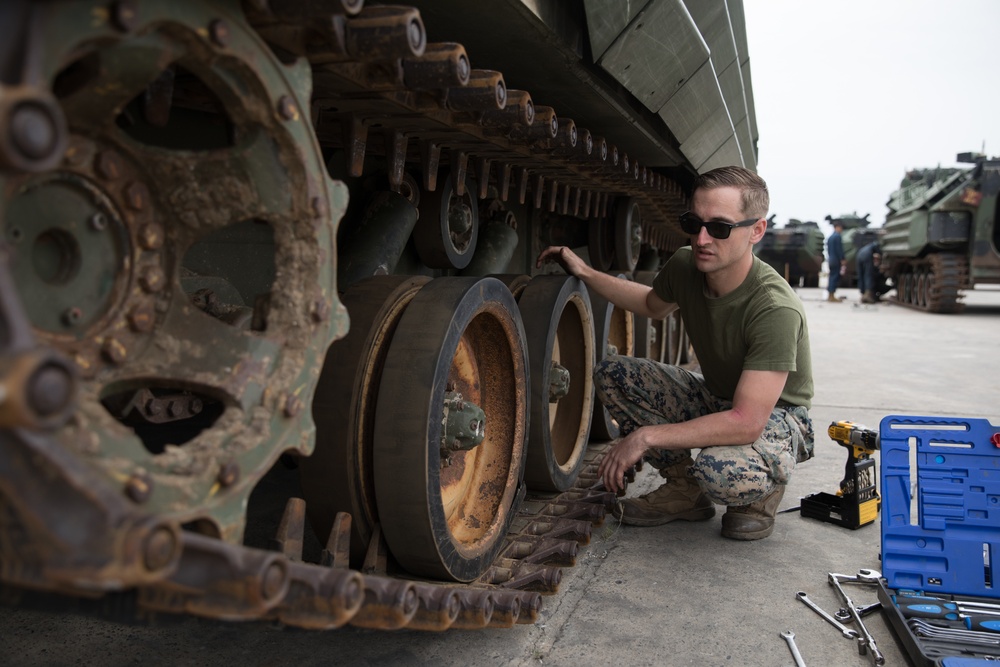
[780,630,807,667]
[796,591,859,639]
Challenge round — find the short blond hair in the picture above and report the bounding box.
[693,166,769,219]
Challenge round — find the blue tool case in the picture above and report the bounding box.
[877,415,1000,666]
[880,415,1000,597]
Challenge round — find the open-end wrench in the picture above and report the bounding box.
[829,568,882,585]
[796,591,860,639]
[829,573,885,666]
[780,630,807,667]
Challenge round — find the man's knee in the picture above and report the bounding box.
[690,450,773,506]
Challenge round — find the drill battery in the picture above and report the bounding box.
[801,421,881,529]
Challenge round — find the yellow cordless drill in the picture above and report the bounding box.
[800,421,881,529]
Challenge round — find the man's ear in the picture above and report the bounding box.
[749,217,767,244]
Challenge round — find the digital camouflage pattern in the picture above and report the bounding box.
[595,356,814,505]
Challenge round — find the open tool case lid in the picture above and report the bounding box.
[880,415,1000,598]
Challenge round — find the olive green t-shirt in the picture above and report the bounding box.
[652,247,813,409]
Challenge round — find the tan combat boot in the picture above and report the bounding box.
[826,293,842,303]
[613,457,716,527]
[861,290,876,304]
[720,485,785,540]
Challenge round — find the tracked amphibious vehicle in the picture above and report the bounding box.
[880,153,1000,312]
[754,218,824,287]
[0,0,757,631]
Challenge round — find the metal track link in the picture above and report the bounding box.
[0,432,620,632]
[244,3,691,252]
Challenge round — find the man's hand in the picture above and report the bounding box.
[536,246,587,278]
[839,264,846,276]
[597,429,649,493]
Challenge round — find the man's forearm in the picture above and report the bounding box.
[636,409,767,451]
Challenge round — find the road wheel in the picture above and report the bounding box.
[301,276,429,566]
[373,277,528,581]
[517,275,595,491]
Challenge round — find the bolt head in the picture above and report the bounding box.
[127,304,155,333]
[125,473,152,503]
[209,19,230,47]
[277,96,298,121]
[217,461,240,487]
[101,337,127,365]
[124,182,149,211]
[95,150,123,180]
[139,265,165,292]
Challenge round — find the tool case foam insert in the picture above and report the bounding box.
[877,415,1000,666]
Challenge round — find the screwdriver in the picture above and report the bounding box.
[895,594,1000,615]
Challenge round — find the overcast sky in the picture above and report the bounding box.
[742,0,1000,234]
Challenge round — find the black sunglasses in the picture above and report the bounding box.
[679,212,760,240]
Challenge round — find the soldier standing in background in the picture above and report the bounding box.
[825,220,845,302]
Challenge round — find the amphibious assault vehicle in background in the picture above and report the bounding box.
[824,212,881,289]
[0,0,757,631]
[753,217,824,287]
[879,152,1000,312]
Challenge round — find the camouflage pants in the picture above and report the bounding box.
[594,356,815,506]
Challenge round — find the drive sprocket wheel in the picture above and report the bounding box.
[0,0,347,544]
